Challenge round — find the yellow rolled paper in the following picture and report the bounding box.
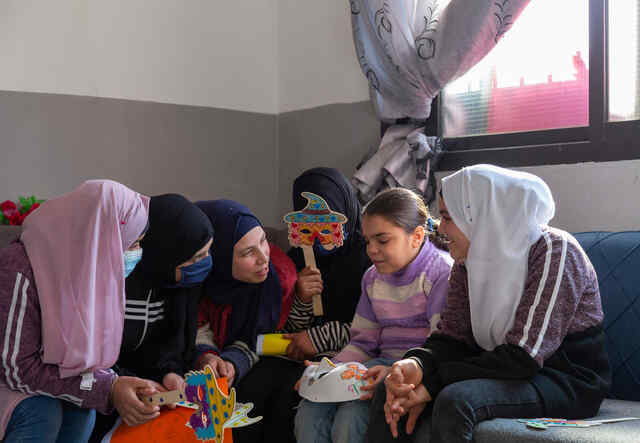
[256,333,291,356]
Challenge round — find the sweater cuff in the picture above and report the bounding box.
[87,369,118,415]
[220,348,252,384]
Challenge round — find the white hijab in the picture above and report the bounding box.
[441,165,555,351]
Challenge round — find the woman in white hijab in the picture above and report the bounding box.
[367,165,610,443]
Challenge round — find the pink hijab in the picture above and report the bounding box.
[21,180,149,378]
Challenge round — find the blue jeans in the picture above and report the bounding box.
[295,357,395,443]
[366,378,545,443]
[4,396,96,443]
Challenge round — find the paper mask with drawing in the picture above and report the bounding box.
[298,358,371,403]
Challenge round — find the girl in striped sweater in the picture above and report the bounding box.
[295,187,453,443]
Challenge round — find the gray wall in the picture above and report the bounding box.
[0,90,280,225]
[276,101,379,219]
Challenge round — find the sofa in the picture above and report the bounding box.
[2,226,640,442]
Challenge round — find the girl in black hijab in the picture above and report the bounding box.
[90,194,213,440]
[117,194,214,383]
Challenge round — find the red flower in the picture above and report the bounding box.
[8,214,23,226]
[1,200,18,219]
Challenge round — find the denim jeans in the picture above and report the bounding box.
[295,357,395,443]
[366,378,545,443]
[4,396,96,443]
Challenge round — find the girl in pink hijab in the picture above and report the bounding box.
[0,180,162,443]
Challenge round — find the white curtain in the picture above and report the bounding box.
[350,0,530,203]
[350,0,531,120]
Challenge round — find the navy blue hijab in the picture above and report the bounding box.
[195,200,281,349]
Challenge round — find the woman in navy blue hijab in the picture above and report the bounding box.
[193,199,285,383]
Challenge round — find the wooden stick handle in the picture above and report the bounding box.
[301,245,323,316]
[142,389,186,406]
[301,245,317,269]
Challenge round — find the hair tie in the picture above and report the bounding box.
[427,217,435,232]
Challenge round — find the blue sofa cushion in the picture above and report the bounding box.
[574,232,640,401]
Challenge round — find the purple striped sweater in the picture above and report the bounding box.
[335,240,453,363]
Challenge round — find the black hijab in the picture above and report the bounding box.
[289,167,371,323]
[196,199,282,349]
[136,194,213,286]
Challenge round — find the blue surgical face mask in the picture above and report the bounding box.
[124,248,143,278]
[170,255,213,288]
[312,230,348,256]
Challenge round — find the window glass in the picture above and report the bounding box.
[609,0,639,121]
[442,0,589,137]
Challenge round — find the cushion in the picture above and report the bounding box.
[574,232,640,401]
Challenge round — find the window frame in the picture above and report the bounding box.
[432,0,640,170]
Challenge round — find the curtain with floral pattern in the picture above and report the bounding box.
[350,0,530,120]
[350,0,530,204]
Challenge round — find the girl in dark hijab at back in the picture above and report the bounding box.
[90,194,213,440]
[285,167,371,361]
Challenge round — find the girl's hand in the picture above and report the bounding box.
[295,267,323,303]
[219,360,236,387]
[383,359,424,438]
[388,384,432,435]
[111,376,160,426]
[386,359,423,397]
[283,331,317,361]
[359,365,391,400]
[293,360,317,391]
[161,373,186,409]
[200,354,236,386]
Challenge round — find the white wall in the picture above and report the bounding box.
[277,0,370,113]
[0,0,278,114]
[436,161,640,232]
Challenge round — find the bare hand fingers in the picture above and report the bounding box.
[405,403,426,435]
[388,382,415,398]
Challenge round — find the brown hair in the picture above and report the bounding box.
[362,188,448,251]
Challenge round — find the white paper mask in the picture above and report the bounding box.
[298,358,371,403]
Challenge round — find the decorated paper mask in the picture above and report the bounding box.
[144,365,261,443]
[298,358,370,403]
[283,192,348,251]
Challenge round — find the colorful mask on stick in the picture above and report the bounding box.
[284,192,348,251]
[283,192,348,315]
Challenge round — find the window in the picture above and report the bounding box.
[433,0,640,170]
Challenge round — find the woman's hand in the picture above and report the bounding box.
[199,354,236,386]
[359,365,391,400]
[283,331,317,361]
[111,376,161,427]
[295,267,323,303]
